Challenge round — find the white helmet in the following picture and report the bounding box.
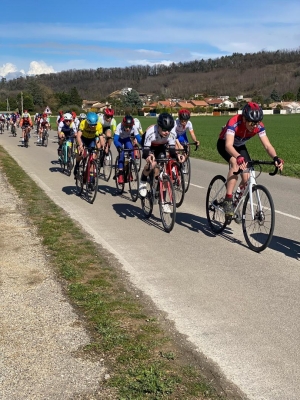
[79,113,87,119]
[63,113,72,120]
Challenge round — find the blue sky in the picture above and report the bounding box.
[1,0,300,78]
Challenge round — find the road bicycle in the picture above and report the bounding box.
[59,136,75,176]
[96,147,113,182]
[165,152,185,207]
[11,123,17,137]
[114,148,140,202]
[206,160,278,252]
[75,146,99,204]
[6,120,9,131]
[41,127,49,147]
[141,157,176,233]
[22,126,31,148]
[130,135,142,172]
[176,141,199,193]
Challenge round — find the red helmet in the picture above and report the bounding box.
[71,111,77,118]
[122,115,134,127]
[242,102,263,123]
[43,113,47,118]
[59,110,63,115]
[178,109,190,120]
[104,108,114,117]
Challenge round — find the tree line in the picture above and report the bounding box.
[1,48,300,113]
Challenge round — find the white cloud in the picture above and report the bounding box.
[27,61,55,75]
[0,62,18,76]
[128,59,173,67]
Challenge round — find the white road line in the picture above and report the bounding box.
[190,183,204,189]
[275,210,300,221]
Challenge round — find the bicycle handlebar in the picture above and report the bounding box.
[233,160,278,176]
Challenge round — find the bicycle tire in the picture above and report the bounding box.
[128,160,139,202]
[141,174,153,219]
[43,130,48,147]
[66,147,73,176]
[103,149,113,181]
[183,157,191,193]
[75,161,84,196]
[206,175,227,234]
[172,164,185,207]
[133,144,142,172]
[159,174,176,233]
[24,131,29,148]
[85,160,98,204]
[242,184,275,252]
[114,156,125,194]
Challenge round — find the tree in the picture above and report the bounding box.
[122,89,143,111]
[69,86,82,107]
[270,89,281,102]
[282,92,295,101]
[296,87,300,101]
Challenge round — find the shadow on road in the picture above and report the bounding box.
[268,235,300,260]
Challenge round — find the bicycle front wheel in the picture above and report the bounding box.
[128,160,139,202]
[115,156,124,194]
[75,161,84,196]
[183,157,191,193]
[173,165,185,207]
[159,174,176,233]
[206,175,227,234]
[85,160,99,204]
[242,184,275,252]
[133,144,142,172]
[103,149,113,181]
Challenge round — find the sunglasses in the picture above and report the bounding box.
[124,124,132,128]
[105,115,112,119]
[247,121,260,127]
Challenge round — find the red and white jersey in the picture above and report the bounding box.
[114,122,139,139]
[144,124,176,147]
[219,114,266,147]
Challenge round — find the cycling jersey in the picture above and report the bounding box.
[79,120,102,139]
[20,118,33,128]
[97,115,117,134]
[219,114,266,147]
[144,124,176,148]
[58,120,76,137]
[173,119,193,137]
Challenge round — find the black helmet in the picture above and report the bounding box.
[122,115,134,127]
[157,113,174,131]
[242,102,263,123]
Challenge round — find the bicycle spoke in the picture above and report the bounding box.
[159,174,176,233]
[242,184,275,252]
[206,175,227,234]
[129,160,139,202]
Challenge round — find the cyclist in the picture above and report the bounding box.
[38,113,50,143]
[173,109,199,148]
[0,114,6,131]
[138,113,185,212]
[19,112,33,143]
[113,115,142,184]
[78,113,87,123]
[217,102,284,217]
[57,112,77,157]
[74,111,103,178]
[97,108,116,156]
[56,110,64,127]
[72,111,80,131]
[10,112,18,132]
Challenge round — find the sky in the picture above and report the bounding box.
[1,0,300,79]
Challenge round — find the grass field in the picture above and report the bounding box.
[50,114,300,178]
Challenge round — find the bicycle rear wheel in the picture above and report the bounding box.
[173,164,185,207]
[141,176,153,218]
[206,175,227,234]
[242,184,275,252]
[42,130,48,147]
[159,174,176,233]
[85,160,98,204]
[128,160,139,202]
[24,132,29,148]
[103,149,113,181]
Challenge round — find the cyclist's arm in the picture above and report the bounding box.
[224,133,240,159]
[259,135,277,159]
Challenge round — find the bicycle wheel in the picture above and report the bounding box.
[66,147,73,176]
[75,161,84,196]
[128,160,139,202]
[141,178,153,218]
[103,149,113,181]
[159,174,176,233]
[133,144,142,172]
[85,160,98,204]
[206,175,227,234]
[172,164,185,207]
[242,184,275,252]
[24,132,29,148]
[183,157,191,193]
[115,156,124,194]
[43,130,48,147]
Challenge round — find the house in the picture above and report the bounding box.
[175,101,194,109]
[219,99,235,108]
[204,98,223,108]
[190,100,209,108]
[157,100,177,108]
[82,99,99,111]
[91,102,112,112]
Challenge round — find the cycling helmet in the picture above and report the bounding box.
[59,110,63,115]
[86,112,98,126]
[79,113,86,119]
[63,112,72,121]
[242,102,263,123]
[23,112,29,118]
[43,113,47,118]
[178,109,190,120]
[104,108,114,117]
[157,113,175,131]
[71,111,77,119]
[122,115,134,127]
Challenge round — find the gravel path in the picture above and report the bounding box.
[0,170,107,400]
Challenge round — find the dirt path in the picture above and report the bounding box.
[0,170,108,400]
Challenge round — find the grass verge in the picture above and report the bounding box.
[0,145,238,400]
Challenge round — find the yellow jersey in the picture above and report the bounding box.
[79,120,103,139]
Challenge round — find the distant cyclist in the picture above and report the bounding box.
[217,102,284,217]
[97,108,117,156]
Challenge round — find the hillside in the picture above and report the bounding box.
[1,49,300,108]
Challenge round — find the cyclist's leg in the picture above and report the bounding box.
[104,128,112,152]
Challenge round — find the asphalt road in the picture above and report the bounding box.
[1,128,299,400]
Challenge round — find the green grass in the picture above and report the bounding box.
[0,146,225,399]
